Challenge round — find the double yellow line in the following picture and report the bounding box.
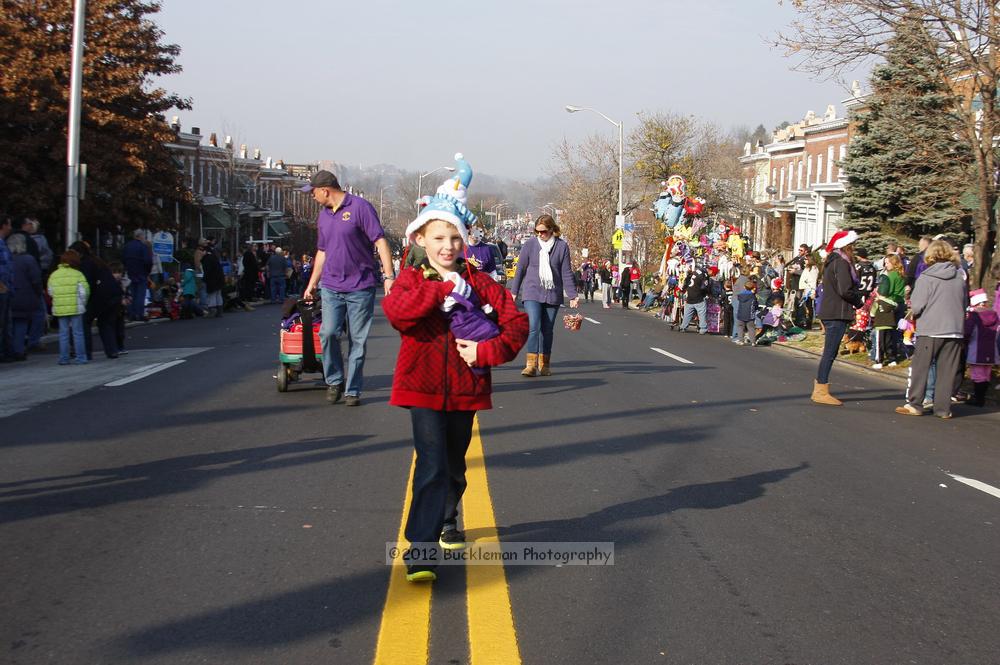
[373,418,521,665]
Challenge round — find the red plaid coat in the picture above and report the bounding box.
[381,266,528,411]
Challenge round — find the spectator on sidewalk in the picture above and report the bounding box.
[964,288,998,407]
[122,230,152,321]
[240,241,259,301]
[0,214,14,362]
[895,239,968,419]
[201,240,226,317]
[267,247,288,303]
[301,170,396,406]
[8,233,42,360]
[812,230,864,406]
[48,250,90,365]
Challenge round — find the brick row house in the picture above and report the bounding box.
[164,119,323,257]
[739,88,860,254]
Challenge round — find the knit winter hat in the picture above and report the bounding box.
[405,153,478,244]
[825,230,858,254]
[969,288,988,306]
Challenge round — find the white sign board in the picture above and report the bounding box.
[151,231,174,262]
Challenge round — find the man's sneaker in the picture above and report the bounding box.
[405,565,437,582]
[439,527,467,551]
[921,400,933,411]
[887,361,898,367]
[344,395,361,407]
[734,340,744,346]
[871,363,883,370]
[326,384,343,404]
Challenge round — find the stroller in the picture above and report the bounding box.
[276,298,324,392]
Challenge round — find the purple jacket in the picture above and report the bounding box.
[509,237,578,306]
[964,308,998,365]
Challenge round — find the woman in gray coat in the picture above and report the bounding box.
[509,215,579,376]
[895,239,968,419]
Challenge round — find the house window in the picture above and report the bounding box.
[797,160,803,190]
[807,155,813,185]
[780,167,785,198]
[816,154,823,182]
[827,146,835,183]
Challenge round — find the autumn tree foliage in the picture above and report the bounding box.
[0,0,189,241]
[775,0,1000,290]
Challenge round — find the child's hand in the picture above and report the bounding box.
[455,339,478,367]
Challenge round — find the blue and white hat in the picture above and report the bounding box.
[405,153,478,244]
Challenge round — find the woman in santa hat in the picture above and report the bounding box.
[812,230,865,405]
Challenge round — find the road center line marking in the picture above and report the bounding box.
[465,416,522,665]
[650,347,693,365]
[584,317,602,325]
[373,456,431,665]
[103,360,187,386]
[948,474,1000,500]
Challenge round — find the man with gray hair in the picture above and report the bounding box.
[24,218,52,350]
[25,218,53,273]
[121,229,152,321]
[962,243,975,273]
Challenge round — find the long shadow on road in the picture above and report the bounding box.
[110,465,806,660]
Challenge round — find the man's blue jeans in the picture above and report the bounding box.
[270,276,286,303]
[680,300,708,333]
[27,293,46,347]
[523,300,559,355]
[129,278,147,320]
[320,287,375,397]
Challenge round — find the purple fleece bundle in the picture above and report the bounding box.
[445,289,499,375]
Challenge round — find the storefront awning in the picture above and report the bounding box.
[202,205,234,229]
[268,220,291,236]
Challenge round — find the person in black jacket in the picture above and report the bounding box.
[240,242,260,301]
[201,242,226,318]
[812,230,864,405]
[69,241,123,359]
[677,265,710,333]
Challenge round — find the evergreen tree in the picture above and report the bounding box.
[0,0,190,239]
[843,15,972,252]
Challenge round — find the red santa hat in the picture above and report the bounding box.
[825,230,859,254]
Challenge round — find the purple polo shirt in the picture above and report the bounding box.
[317,193,385,292]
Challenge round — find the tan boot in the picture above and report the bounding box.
[538,354,552,376]
[521,353,539,377]
[811,380,843,406]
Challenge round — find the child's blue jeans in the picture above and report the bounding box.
[58,315,87,364]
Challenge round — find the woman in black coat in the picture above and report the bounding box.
[8,234,42,360]
[812,231,864,405]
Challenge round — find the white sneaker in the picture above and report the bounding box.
[734,340,744,346]
[887,361,897,367]
[871,363,883,370]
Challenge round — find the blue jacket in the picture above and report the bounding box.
[11,254,42,316]
[122,239,152,281]
[509,237,578,306]
[736,290,759,322]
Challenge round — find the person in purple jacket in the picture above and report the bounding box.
[509,214,579,377]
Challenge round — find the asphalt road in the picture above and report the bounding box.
[1,297,998,665]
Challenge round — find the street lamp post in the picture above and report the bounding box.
[417,166,455,211]
[65,0,87,248]
[565,104,624,263]
[378,184,392,221]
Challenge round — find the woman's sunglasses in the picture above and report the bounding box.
[535,228,551,235]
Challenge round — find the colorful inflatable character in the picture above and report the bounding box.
[653,175,687,228]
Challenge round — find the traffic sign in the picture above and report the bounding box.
[612,229,624,249]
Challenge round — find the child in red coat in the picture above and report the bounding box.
[381,154,527,582]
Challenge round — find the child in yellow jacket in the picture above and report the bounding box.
[47,250,90,365]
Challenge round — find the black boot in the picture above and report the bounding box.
[970,381,989,407]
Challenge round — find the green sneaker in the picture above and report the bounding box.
[405,566,437,582]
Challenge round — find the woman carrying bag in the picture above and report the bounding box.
[509,214,579,377]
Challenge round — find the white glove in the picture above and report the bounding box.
[443,271,472,299]
[440,271,471,312]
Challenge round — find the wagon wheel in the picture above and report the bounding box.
[276,363,289,392]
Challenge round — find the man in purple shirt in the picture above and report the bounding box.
[302,171,395,406]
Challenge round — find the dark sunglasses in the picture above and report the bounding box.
[535,228,551,235]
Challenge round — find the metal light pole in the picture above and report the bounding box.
[417,166,455,211]
[66,0,87,248]
[565,104,624,264]
[378,184,392,221]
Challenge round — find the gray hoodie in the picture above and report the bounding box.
[909,262,967,337]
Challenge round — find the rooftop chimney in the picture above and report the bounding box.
[253,147,261,160]
[208,133,218,147]
[224,135,233,149]
[239,144,247,159]
[191,127,200,135]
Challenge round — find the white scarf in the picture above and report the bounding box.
[538,236,556,290]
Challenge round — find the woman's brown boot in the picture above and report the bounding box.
[811,380,843,406]
[521,353,539,377]
[538,354,551,376]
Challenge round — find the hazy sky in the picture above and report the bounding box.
[156,0,863,179]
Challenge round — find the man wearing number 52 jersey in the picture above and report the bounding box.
[854,247,878,299]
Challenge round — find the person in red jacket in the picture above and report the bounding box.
[381,155,527,582]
